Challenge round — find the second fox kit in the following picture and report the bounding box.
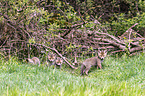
[47,53,56,66]
[81,49,107,75]
[28,57,40,66]
[55,57,63,68]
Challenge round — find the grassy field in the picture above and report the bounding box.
[0,54,145,96]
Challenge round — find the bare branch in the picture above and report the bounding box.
[93,38,126,50]
[94,31,125,45]
[130,46,143,53]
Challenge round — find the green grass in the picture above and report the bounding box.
[0,54,145,96]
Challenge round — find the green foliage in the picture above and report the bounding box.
[108,1,145,36]
[1,0,40,23]
[28,38,36,44]
[39,1,81,33]
[108,13,135,36]
[0,53,145,95]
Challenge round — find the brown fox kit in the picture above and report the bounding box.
[28,57,40,66]
[81,49,107,75]
[55,57,63,68]
[47,52,56,66]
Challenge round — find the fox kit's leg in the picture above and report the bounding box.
[59,65,62,69]
[97,64,102,69]
[54,64,56,68]
[85,65,91,75]
[81,64,85,75]
[85,69,89,75]
[49,62,53,66]
[38,60,40,66]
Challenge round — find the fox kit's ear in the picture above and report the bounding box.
[48,52,56,56]
[104,49,107,53]
[56,57,63,60]
[104,50,107,56]
[98,49,101,53]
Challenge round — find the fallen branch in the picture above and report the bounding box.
[129,51,143,56]
[62,22,85,38]
[129,46,143,53]
[93,38,126,50]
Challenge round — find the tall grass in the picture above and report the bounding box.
[0,54,145,96]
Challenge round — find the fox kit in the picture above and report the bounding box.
[55,57,63,68]
[28,57,40,66]
[81,49,107,75]
[47,52,56,66]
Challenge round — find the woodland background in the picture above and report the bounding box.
[1,1,145,95]
[1,0,145,67]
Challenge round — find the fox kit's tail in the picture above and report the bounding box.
[81,64,85,75]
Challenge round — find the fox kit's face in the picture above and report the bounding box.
[98,50,107,60]
[55,57,63,65]
[48,53,56,61]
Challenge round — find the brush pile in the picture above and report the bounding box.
[1,1,145,68]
